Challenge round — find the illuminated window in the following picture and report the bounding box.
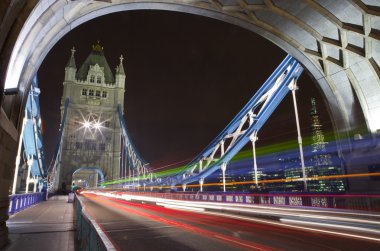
[96,90,101,97]
[102,91,107,98]
[81,89,87,95]
[89,89,94,96]
[90,75,95,83]
[97,76,101,84]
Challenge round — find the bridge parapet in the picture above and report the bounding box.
[8,192,45,215]
[74,194,116,251]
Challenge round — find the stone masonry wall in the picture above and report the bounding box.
[0,109,18,248]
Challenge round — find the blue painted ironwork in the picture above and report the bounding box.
[144,55,303,187]
[118,105,149,180]
[47,97,70,192]
[8,192,45,215]
[23,76,46,178]
[181,55,303,185]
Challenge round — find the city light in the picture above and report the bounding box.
[83,121,91,128]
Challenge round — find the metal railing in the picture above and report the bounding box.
[8,192,46,215]
[74,194,116,251]
[108,191,380,212]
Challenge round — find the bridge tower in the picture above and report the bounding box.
[55,42,125,191]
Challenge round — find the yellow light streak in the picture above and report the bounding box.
[139,172,380,190]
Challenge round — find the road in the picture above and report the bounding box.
[80,193,380,251]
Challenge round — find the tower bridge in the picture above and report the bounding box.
[1,1,380,250]
[47,42,148,192]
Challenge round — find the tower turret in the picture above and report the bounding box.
[64,47,77,81]
[115,55,126,88]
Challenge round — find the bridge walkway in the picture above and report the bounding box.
[5,195,75,251]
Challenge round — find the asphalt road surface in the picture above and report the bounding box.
[80,193,380,251]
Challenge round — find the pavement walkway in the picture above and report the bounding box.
[4,195,75,251]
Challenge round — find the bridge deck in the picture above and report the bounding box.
[5,195,74,251]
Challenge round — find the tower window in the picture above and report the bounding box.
[105,121,110,128]
[85,140,97,150]
[102,91,107,98]
[75,142,82,150]
[82,89,87,95]
[96,90,101,97]
[97,76,101,84]
[90,75,95,83]
[89,89,94,96]
[99,143,106,151]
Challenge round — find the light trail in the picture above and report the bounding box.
[82,192,380,251]
[85,191,380,226]
[82,191,380,242]
[154,200,380,226]
[204,211,380,243]
[101,131,377,186]
[83,193,280,251]
[102,171,380,189]
[156,203,206,212]
[279,218,380,234]
[151,159,192,172]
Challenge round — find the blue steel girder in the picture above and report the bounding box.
[118,105,149,177]
[22,76,46,177]
[47,97,69,193]
[49,97,69,171]
[170,55,303,186]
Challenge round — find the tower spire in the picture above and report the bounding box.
[65,46,77,81]
[116,54,125,75]
[66,46,76,68]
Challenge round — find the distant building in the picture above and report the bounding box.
[216,169,236,191]
[310,97,332,166]
[55,42,126,191]
[308,97,345,192]
[283,98,345,192]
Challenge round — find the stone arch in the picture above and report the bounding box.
[3,0,380,138]
[72,166,105,188]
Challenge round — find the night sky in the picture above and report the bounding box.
[38,10,330,169]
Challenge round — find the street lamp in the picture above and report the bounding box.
[94,122,101,129]
[83,121,91,128]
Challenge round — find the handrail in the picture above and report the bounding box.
[8,192,45,215]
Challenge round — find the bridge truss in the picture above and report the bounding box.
[49,55,303,192]
[12,76,46,194]
[122,55,304,192]
[118,105,149,187]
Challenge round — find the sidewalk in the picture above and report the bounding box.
[5,195,75,251]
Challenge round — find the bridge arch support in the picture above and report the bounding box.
[72,167,105,189]
[3,0,380,137]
